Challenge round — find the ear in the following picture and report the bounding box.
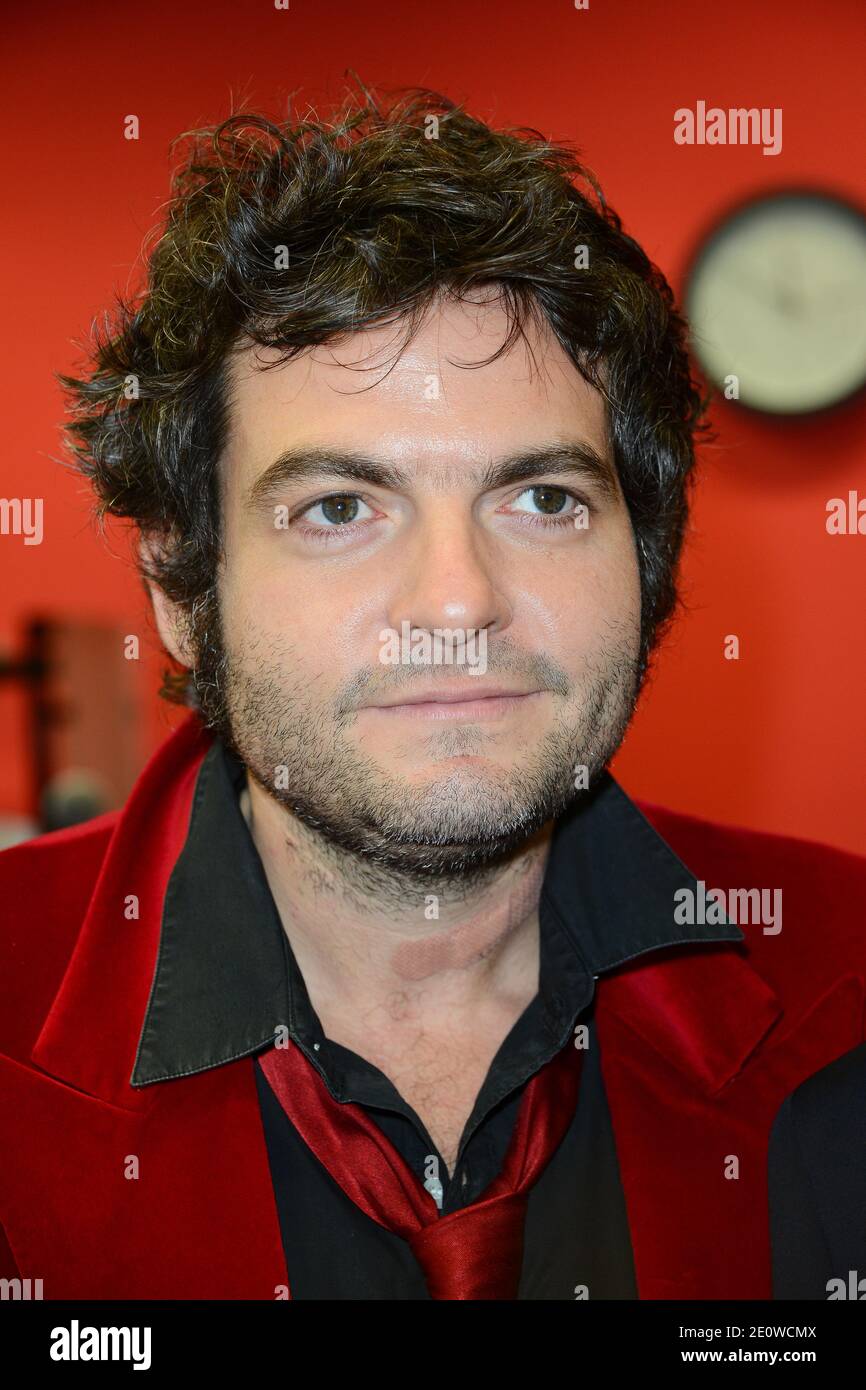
[139,531,193,668]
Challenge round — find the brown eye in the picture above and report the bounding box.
[508,486,586,521]
[525,486,569,515]
[318,496,361,525]
[298,494,373,528]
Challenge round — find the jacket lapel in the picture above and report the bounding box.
[595,947,864,1298]
[1,1050,288,1298]
[4,713,289,1298]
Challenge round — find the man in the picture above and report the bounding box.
[2,83,864,1300]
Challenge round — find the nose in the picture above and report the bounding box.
[383,504,512,645]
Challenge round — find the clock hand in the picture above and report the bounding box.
[720,266,784,311]
[773,247,803,316]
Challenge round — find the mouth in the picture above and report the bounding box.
[363,688,546,722]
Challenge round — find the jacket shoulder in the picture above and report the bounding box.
[636,797,866,883]
[0,810,118,911]
[634,796,866,988]
[0,813,119,1059]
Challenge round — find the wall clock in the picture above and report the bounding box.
[684,189,866,416]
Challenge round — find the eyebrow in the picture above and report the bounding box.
[243,441,621,510]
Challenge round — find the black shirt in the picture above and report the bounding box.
[129,736,743,1299]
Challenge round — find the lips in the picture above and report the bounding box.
[369,684,542,708]
[362,689,546,724]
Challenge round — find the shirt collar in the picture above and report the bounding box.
[131,736,743,1088]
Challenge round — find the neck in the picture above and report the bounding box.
[239,779,551,1029]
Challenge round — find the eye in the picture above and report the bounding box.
[292,493,378,541]
[504,485,589,528]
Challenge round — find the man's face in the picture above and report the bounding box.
[186,292,642,878]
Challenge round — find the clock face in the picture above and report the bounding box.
[685,191,866,416]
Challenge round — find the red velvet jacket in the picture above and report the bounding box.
[1,712,865,1299]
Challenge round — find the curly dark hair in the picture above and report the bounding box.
[57,75,710,729]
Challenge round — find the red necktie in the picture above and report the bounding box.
[258,1035,584,1299]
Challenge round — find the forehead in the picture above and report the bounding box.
[219,292,611,493]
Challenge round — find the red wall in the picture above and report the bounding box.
[1,0,864,852]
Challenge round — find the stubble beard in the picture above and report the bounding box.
[183,585,644,896]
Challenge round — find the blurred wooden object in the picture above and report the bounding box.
[0,617,143,828]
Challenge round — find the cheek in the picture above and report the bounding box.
[220,552,384,672]
[218,555,296,653]
[511,531,641,658]
[597,537,642,635]
[581,520,642,631]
